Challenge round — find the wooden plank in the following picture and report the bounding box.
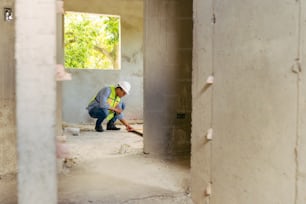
[130,129,143,137]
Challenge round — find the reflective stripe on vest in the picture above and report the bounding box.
[105,86,121,121]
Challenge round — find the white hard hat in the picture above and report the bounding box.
[118,81,131,95]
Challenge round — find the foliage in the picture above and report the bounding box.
[64,12,120,69]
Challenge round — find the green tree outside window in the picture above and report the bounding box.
[64,12,120,69]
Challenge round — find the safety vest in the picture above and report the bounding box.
[88,86,121,121]
[105,86,121,121]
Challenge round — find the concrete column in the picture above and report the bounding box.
[297,1,306,203]
[56,6,63,136]
[0,0,17,175]
[144,0,192,157]
[15,1,57,203]
[191,0,214,202]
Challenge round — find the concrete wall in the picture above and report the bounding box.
[192,0,306,204]
[56,6,64,136]
[62,0,143,124]
[15,0,57,203]
[144,0,192,156]
[296,1,306,203]
[0,0,17,175]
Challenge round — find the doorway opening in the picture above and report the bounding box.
[57,0,192,203]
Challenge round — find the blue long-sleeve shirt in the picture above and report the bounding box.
[87,86,124,119]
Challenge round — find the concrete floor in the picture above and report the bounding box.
[0,125,193,204]
[58,124,193,204]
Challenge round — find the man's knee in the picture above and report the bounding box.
[89,107,108,118]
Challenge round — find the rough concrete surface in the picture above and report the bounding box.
[144,0,192,156]
[0,125,192,204]
[58,125,192,204]
[0,101,17,175]
[0,173,17,204]
[15,1,58,203]
[192,0,306,204]
[0,0,16,175]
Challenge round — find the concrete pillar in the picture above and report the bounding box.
[191,0,214,202]
[15,1,57,203]
[192,0,306,204]
[56,4,64,136]
[144,0,192,157]
[0,0,17,175]
[297,1,306,203]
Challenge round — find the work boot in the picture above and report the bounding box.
[106,122,120,130]
[95,125,104,132]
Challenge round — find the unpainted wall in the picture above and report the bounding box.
[192,0,306,204]
[62,0,143,124]
[144,0,192,156]
[15,0,57,203]
[0,0,17,175]
[56,7,64,136]
[296,0,306,202]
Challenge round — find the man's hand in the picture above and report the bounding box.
[126,125,134,132]
[119,119,134,132]
[114,108,122,114]
[109,107,122,114]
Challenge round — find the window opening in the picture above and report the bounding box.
[64,12,121,69]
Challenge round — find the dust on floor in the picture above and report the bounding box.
[58,125,193,204]
[0,124,193,204]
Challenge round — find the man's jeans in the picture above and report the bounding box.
[89,103,125,128]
